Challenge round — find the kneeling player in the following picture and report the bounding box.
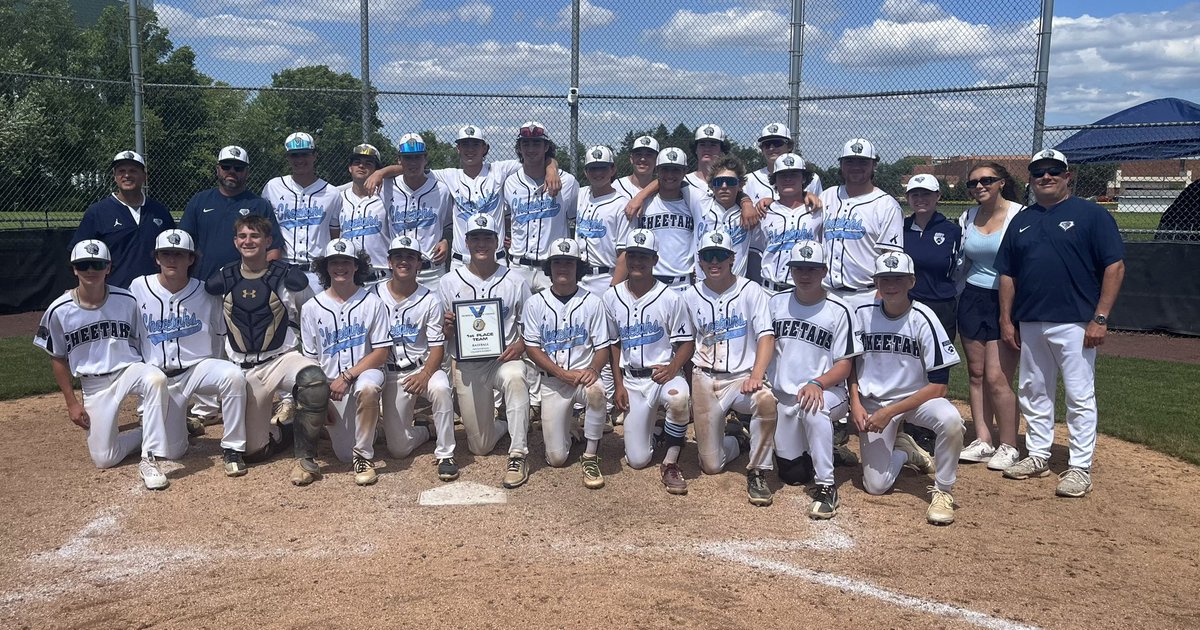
[850,252,964,525]
[769,241,860,519]
[685,230,778,506]
[301,239,391,486]
[523,238,612,489]
[36,240,179,489]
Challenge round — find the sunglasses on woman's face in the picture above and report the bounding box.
[966,176,1002,188]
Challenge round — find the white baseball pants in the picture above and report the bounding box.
[539,375,606,466]
[1018,321,1098,469]
[80,364,180,468]
[166,358,247,452]
[621,374,689,470]
[691,370,778,473]
[859,397,964,493]
[454,358,528,456]
[774,386,849,486]
[326,369,384,462]
[382,367,455,459]
[243,351,321,455]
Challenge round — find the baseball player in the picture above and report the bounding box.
[438,214,533,488]
[603,229,695,494]
[34,239,179,490]
[386,133,453,291]
[850,251,964,525]
[523,238,613,489]
[72,150,175,288]
[614,135,659,199]
[687,124,729,192]
[752,154,823,295]
[371,235,458,481]
[262,132,341,294]
[630,147,704,291]
[685,230,778,505]
[743,124,824,204]
[694,156,754,280]
[576,145,632,295]
[820,138,904,310]
[337,144,392,285]
[129,229,249,477]
[300,239,392,486]
[769,241,860,519]
[205,215,330,487]
[503,121,580,293]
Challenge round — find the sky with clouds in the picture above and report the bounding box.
[151,0,1200,163]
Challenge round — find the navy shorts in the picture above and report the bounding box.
[920,297,957,344]
[958,284,1001,342]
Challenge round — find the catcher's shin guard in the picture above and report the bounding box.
[292,365,330,459]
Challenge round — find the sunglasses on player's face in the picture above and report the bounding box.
[699,250,733,263]
[1029,166,1066,179]
[218,163,247,173]
[966,176,1002,188]
[711,176,740,189]
[759,138,787,150]
[519,126,546,138]
[73,261,107,272]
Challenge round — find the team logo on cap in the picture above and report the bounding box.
[557,241,572,253]
[119,151,136,160]
[334,241,347,253]
[1059,221,1075,231]
[85,243,99,255]
[228,147,242,157]
[475,216,488,227]
[782,156,795,167]
[711,233,724,244]
[167,233,181,245]
[464,126,476,136]
[639,137,652,146]
[591,149,603,159]
[1041,150,1056,159]
[703,126,715,137]
[850,142,864,154]
[799,245,814,259]
[884,254,899,269]
[767,124,779,133]
[633,233,647,245]
[933,233,945,245]
[665,150,679,161]
[399,237,412,247]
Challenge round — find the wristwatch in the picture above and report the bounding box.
[1093,313,1108,325]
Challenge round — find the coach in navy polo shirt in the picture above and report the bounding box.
[994,148,1124,499]
[902,174,962,340]
[179,145,283,282]
[72,151,175,288]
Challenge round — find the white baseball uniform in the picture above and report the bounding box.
[300,288,391,462]
[685,278,777,473]
[523,289,612,466]
[439,266,532,456]
[769,291,860,485]
[744,169,824,204]
[432,160,521,266]
[34,287,179,468]
[262,176,340,293]
[503,168,580,292]
[130,274,247,453]
[386,175,453,290]
[820,187,904,307]
[694,198,753,279]
[854,300,963,494]
[576,187,633,296]
[603,281,692,469]
[337,184,391,282]
[752,202,823,292]
[371,282,455,460]
[614,176,644,200]
[632,187,705,288]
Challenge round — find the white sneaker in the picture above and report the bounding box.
[987,443,1021,471]
[139,455,169,490]
[959,438,996,463]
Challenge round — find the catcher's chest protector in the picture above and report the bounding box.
[222,264,291,355]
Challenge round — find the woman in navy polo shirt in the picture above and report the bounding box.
[956,162,1024,468]
[902,175,961,337]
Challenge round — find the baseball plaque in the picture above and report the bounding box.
[452,298,505,361]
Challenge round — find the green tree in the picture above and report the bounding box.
[1073,162,1118,199]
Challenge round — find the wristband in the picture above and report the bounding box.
[806,379,824,390]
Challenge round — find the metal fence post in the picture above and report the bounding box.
[127,0,145,156]
[569,0,581,170]
[788,0,805,145]
[360,0,371,143]
[1031,0,1054,154]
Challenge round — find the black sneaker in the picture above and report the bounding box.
[437,457,460,482]
[747,469,773,507]
[725,419,751,456]
[807,484,839,520]
[222,448,247,477]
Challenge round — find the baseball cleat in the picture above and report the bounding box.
[926,486,956,525]
[580,454,604,489]
[660,462,687,495]
[502,456,529,489]
[1055,467,1092,497]
[437,457,460,482]
[895,432,935,475]
[725,419,751,456]
[222,448,247,477]
[290,458,322,486]
[747,469,773,506]
[987,443,1021,471]
[832,443,860,467]
[1002,455,1050,480]
[959,438,996,463]
[271,398,296,426]
[186,415,207,438]
[807,484,839,520]
[139,454,169,490]
[353,456,378,486]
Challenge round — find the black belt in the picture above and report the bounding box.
[515,256,546,267]
[623,367,654,378]
[164,367,189,379]
[586,264,612,275]
[654,274,690,285]
[698,366,732,376]
[239,357,273,370]
[832,284,874,293]
[761,279,794,292]
[452,250,506,262]
[386,358,425,372]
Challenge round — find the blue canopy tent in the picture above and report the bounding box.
[1053,97,1200,163]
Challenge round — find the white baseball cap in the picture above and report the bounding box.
[547,238,583,261]
[873,251,915,277]
[518,121,551,141]
[757,123,792,144]
[698,230,734,254]
[1029,148,1068,168]
[456,125,485,143]
[111,150,145,169]
[154,229,195,253]
[351,143,381,164]
[905,174,940,192]
[624,229,657,255]
[839,138,879,161]
[656,147,688,169]
[217,145,249,164]
[323,238,359,260]
[465,213,499,236]
[694,124,726,143]
[772,153,808,174]
[387,234,423,257]
[70,239,111,263]
[787,240,825,268]
[398,133,427,154]
[584,145,614,166]
[284,132,315,153]
[630,135,660,153]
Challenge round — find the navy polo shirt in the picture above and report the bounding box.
[994,196,1124,323]
[903,211,961,302]
[179,188,283,281]
[72,194,175,288]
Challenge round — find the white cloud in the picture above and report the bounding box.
[879,0,947,22]
[825,16,1032,70]
[187,0,489,25]
[538,0,615,31]
[157,4,321,45]
[643,8,790,51]
[213,44,293,65]
[457,1,493,25]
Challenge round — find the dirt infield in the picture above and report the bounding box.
[1,394,1198,629]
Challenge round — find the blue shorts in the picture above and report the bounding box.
[958,284,1001,342]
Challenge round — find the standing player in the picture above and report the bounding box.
[685,231,778,506]
[523,238,612,488]
[694,157,754,280]
[130,229,249,477]
[633,148,702,291]
[72,150,175,288]
[263,132,341,294]
[372,235,458,481]
[386,133,452,291]
[821,138,904,309]
[35,240,178,489]
[300,239,391,486]
[769,241,860,519]
[576,145,632,295]
[337,144,392,285]
[504,121,580,293]
[614,135,659,199]
[686,124,729,192]
[743,124,824,204]
[752,154,822,295]
[850,252,964,525]
[439,214,533,488]
[604,229,694,494]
